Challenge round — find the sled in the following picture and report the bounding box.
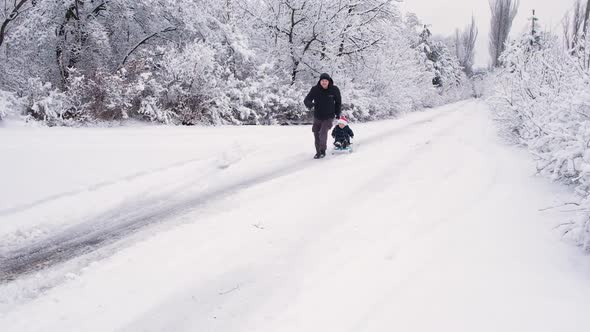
[332,142,353,155]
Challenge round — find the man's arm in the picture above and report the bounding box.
[304,87,315,109]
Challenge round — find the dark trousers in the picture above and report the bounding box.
[312,118,333,153]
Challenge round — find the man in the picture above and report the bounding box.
[304,73,342,159]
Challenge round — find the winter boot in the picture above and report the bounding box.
[314,148,321,159]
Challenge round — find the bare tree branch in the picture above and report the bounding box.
[119,26,177,68]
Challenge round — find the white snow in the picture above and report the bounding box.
[1,100,590,331]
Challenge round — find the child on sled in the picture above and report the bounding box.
[331,115,354,149]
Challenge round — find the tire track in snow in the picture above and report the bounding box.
[0,154,314,283]
[0,156,214,217]
[0,101,470,283]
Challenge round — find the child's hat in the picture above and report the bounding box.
[337,115,348,125]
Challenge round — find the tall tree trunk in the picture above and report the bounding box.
[583,0,590,40]
[582,0,590,69]
[0,0,30,48]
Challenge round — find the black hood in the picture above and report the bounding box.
[317,73,334,87]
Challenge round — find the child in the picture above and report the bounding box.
[331,115,354,149]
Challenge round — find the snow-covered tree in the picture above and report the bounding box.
[454,16,478,76]
[562,1,586,52]
[238,0,397,84]
[489,0,519,67]
[0,0,470,125]
[417,25,466,89]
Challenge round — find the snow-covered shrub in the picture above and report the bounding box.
[489,33,590,250]
[81,71,134,121]
[0,90,25,121]
[152,41,309,125]
[155,42,220,124]
[127,69,178,124]
[219,63,309,125]
[23,71,136,125]
[23,78,87,126]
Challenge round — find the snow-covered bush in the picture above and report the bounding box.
[155,42,219,124]
[0,90,24,121]
[81,71,134,121]
[23,71,134,125]
[489,33,590,250]
[23,78,87,126]
[219,63,310,125]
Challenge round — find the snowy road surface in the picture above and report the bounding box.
[1,100,590,331]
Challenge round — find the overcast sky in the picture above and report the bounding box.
[399,0,578,67]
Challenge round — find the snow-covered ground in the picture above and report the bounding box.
[1,100,590,331]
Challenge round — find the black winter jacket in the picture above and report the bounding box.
[332,125,354,142]
[304,73,342,120]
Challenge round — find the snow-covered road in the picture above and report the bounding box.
[1,100,590,331]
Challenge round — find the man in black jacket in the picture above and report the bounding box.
[304,73,342,159]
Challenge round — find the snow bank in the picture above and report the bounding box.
[488,34,590,251]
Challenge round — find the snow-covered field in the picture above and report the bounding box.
[1,100,590,331]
